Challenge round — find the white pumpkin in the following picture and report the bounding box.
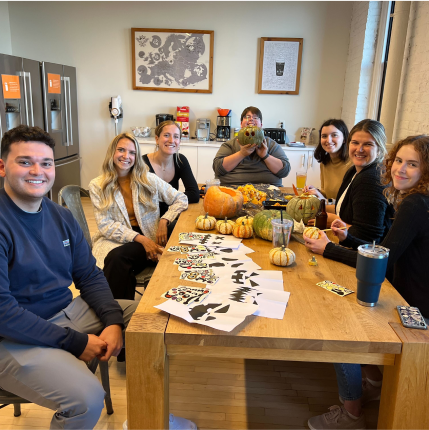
[269,246,296,267]
[195,213,216,230]
[303,227,320,240]
[216,217,235,235]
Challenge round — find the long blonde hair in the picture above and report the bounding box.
[98,132,156,211]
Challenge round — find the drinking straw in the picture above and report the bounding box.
[280,209,286,247]
[372,240,375,252]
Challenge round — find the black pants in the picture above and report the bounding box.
[103,223,176,300]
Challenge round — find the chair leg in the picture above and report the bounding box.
[13,403,21,417]
[99,361,114,415]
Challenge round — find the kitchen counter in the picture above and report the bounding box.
[137,137,318,151]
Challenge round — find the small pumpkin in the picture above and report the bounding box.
[236,215,254,226]
[269,246,296,267]
[216,217,235,235]
[237,126,265,147]
[303,227,321,239]
[233,222,253,239]
[286,193,321,224]
[204,186,244,219]
[195,213,216,230]
[253,210,294,241]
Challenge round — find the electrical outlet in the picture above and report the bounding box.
[279,121,285,129]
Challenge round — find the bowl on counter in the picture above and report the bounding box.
[131,126,151,138]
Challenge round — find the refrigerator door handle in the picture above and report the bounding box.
[64,77,73,146]
[19,72,30,126]
[22,72,35,127]
[55,156,81,167]
[62,77,70,146]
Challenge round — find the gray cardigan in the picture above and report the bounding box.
[212,136,291,186]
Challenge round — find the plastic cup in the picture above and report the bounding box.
[296,171,307,190]
[205,179,220,194]
[356,244,390,306]
[271,219,293,248]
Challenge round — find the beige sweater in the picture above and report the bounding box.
[320,157,352,200]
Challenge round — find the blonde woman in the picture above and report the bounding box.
[89,132,188,300]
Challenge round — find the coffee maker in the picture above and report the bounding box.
[216,109,231,142]
[155,113,174,126]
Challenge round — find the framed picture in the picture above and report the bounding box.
[132,28,214,93]
[258,37,303,95]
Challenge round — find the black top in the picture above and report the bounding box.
[143,153,199,216]
[335,162,393,242]
[325,193,429,317]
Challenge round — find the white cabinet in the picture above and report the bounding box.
[282,149,320,188]
[196,146,219,184]
[139,143,154,157]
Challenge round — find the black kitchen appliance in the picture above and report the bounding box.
[216,116,231,142]
[263,128,287,145]
[156,113,174,126]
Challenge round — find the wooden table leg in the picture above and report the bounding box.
[377,322,429,429]
[126,313,169,429]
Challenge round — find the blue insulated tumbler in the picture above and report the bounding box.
[356,244,389,307]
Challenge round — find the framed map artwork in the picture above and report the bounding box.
[132,28,214,93]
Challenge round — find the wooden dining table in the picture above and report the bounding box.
[126,197,429,430]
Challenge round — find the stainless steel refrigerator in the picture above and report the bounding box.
[41,61,80,202]
[0,54,81,201]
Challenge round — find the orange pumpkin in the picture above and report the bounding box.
[204,186,244,219]
[233,222,253,239]
[236,215,254,226]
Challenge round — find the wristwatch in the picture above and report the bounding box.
[260,153,269,161]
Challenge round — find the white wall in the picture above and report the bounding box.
[0,2,12,54]
[7,1,352,188]
[394,1,429,140]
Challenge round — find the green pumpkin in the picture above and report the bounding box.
[237,126,265,147]
[286,194,321,224]
[253,210,294,241]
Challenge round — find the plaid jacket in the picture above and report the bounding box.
[89,173,188,268]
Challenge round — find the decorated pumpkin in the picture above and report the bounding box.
[236,215,254,226]
[204,186,244,219]
[237,126,265,147]
[286,193,321,224]
[303,227,321,239]
[233,222,253,239]
[269,246,296,267]
[195,213,216,230]
[216,217,235,235]
[253,210,294,241]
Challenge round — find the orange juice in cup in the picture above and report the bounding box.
[296,171,307,190]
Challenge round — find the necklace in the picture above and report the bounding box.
[153,153,173,171]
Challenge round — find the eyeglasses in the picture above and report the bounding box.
[244,115,261,121]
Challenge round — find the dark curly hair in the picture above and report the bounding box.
[1,125,55,160]
[382,135,429,207]
[314,119,349,165]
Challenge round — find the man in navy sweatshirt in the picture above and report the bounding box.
[0,125,137,429]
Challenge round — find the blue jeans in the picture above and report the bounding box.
[334,363,363,401]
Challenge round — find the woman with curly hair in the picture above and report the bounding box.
[306,135,429,430]
[89,132,188,300]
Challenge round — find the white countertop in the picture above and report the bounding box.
[137,137,317,151]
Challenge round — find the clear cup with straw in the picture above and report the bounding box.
[271,213,293,248]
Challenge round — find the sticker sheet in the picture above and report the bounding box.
[179,269,219,285]
[316,280,354,297]
[160,286,211,305]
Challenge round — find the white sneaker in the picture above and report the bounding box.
[169,414,197,430]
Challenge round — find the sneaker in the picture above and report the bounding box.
[339,378,381,405]
[308,405,366,430]
[169,414,197,430]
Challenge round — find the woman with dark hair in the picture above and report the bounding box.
[309,119,393,243]
[304,119,351,200]
[143,120,199,219]
[306,135,429,430]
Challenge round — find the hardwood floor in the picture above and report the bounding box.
[0,198,380,429]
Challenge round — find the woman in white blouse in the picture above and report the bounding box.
[89,132,188,300]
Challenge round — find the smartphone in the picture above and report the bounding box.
[397,306,428,330]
